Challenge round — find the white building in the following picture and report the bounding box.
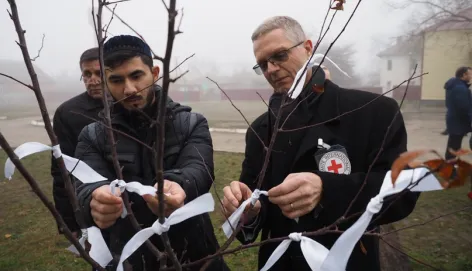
[377,36,423,98]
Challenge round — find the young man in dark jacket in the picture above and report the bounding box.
[221,16,420,271]
[444,66,472,159]
[51,47,103,238]
[74,35,228,270]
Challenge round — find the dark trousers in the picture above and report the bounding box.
[445,133,472,160]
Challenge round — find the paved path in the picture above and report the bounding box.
[0,113,468,156]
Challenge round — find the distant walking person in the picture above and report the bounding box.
[444,66,472,160]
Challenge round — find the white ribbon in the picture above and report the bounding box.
[116,192,215,271]
[4,142,107,183]
[260,232,330,271]
[320,168,443,271]
[289,54,350,99]
[222,189,268,238]
[66,227,113,267]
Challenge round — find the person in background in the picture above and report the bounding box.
[51,47,103,239]
[444,66,472,160]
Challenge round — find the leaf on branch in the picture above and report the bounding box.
[392,149,472,189]
[331,0,346,10]
[391,150,431,182]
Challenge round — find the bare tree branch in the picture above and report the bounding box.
[0,72,34,90]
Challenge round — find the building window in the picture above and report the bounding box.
[387,60,392,71]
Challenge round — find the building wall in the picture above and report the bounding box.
[379,55,422,98]
[422,29,472,100]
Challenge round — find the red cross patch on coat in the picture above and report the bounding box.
[318,150,351,175]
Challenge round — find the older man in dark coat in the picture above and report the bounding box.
[221,16,420,271]
[51,47,103,237]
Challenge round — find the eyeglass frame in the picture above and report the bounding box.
[252,41,305,75]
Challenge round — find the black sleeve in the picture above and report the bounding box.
[162,113,215,203]
[51,107,80,233]
[311,98,420,228]
[74,123,113,227]
[236,117,269,244]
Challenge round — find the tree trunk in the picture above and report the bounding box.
[379,224,412,271]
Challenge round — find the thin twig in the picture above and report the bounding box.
[30,33,45,61]
[175,7,184,34]
[379,236,442,270]
[170,70,189,83]
[207,77,266,149]
[0,72,34,90]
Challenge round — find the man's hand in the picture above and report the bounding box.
[221,181,261,223]
[90,185,123,229]
[268,172,322,219]
[143,180,186,217]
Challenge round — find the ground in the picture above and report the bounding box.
[0,101,471,270]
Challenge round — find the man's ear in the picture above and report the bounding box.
[304,39,313,56]
[152,66,160,81]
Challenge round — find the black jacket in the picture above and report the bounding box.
[237,80,420,271]
[74,86,228,270]
[445,77,472,135]
[51,91,103,232]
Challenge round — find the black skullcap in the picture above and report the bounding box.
[103,35,152,58]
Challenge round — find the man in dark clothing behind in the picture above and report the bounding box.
[74,35,228,270]
[51,47,103,238]
[444,66,472,160]
[221,16,420,271]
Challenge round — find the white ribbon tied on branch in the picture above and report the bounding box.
[117,192,215,271]
[320,168,444,271]
[288,53,350,100]
[222,189,268,238]
[260,232,329,271]
[110,179,159,218]
[4,142,107,183]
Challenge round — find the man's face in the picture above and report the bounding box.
[462,69,472,82]
[81,60,102,99]
[253,28,312,93]
[105,56,159,110]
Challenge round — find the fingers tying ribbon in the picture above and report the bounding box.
[222,189,268,238]
[4,142,107,183]
[116,193,215,271]
[260,232,329,271]
[320,168,443,271]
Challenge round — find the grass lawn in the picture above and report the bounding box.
[0,151,471,271]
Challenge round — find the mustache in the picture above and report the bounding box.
[124,95,143,102]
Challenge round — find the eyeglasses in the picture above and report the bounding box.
[253,41,304,75]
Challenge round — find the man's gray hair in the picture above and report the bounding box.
[251,16,307,43]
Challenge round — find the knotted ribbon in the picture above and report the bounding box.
[222,189,268,238]
[116,192,215,271]
[320,168,443,271]
[288,54,350,99]
[260,232,330,271]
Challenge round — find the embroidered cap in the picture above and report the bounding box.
[103,35,152,58]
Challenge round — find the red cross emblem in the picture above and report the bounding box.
[327,159,343,173]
